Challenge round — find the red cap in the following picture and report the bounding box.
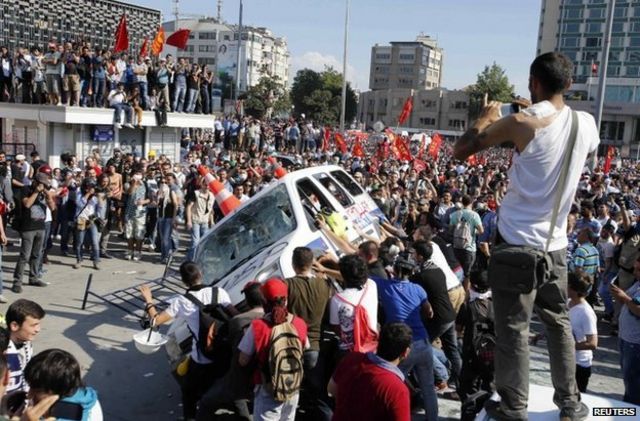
[260,278,288,301]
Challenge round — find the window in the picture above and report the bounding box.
[561,37,579,47]
[421,99,436,108]
[610,50,623,61]
[626,66,640,76]
[198,45,216,52]
[583,51,598,61]
[590,8,606,18]
[199,32,216,40]
[375,53,391,60]
[612,22,625,32]
[586,37,602,47]
[375,65,389,73]
[615,6,628,18]
[562,23,581,33]
[223,34,230,41]
[600,121,625,140]
[419,117,436,126]
[453,101,467,109]
[313,174,353,207]
[611,36,625,47]
[607,65,621,76]
[399,66,414,74]
[627,50,640,62]
[330,170,364,197]
[566,0,582,4]
[197,57,216,66]
[631,37,640,47]
[586,22,602,33]
[563,8,583,18]
[399,54,415,61]
[562,50,579,61]
[449,119,466,130]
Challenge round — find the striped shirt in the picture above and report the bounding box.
[571,243,600,276]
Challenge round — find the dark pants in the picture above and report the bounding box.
[298,350,333,421]
[427,321,462,386]
[182,360,216,419]
[491,247,580,419]
[575,365,591,393]
[13,229,45,286]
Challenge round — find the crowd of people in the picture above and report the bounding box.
[0,51,637,421]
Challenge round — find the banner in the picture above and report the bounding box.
[352,138,365,158]
[413,159,427,173]
[139,37,149,57]
[428,132,443,160]
[335,133,347,154]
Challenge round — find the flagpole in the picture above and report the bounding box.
[339,0,350,132]
[234,0,243,106]
[593,0,615,167]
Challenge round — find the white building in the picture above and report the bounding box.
[163,19,290,92]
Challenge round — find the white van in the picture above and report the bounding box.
[194,165,384,304]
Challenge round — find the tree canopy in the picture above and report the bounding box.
[466,63,515,118]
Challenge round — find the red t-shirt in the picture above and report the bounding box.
[332,352,410,421]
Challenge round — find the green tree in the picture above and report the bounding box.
[290,67,358,125]
[466,62,515,119]
[243,72,287,119]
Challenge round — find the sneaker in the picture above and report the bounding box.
[93,262,100,270]
[0,295,7,303]
[11,284,22,294]
[28,280,48,287]
[73,262,81,269]
[125,123,135,129]
[125,253,133,261]
[133,252,141,262]
[484,400,526,421]
[559,402,589,421]
[115,123,123,129]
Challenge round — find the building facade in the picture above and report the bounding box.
[369,35,444,91]
[357,88,469,134]
[537,0,640,157]
[0,0,161,54]
[163,19,290,92]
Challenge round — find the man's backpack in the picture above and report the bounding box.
[616,231,640,272]
[184,287,232,366]
[335,282,379,353]
[453,211,473,249]
[469,299,495,369]
[262,314,304,402]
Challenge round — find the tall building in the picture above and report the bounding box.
[369,35,444,91]
[0,0,161,53]
[537,0,640,156]
[162,19,290,92]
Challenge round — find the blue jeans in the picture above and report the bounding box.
[433,347,450,383]
[173,84,186,112]
[75,223,100,264]
[111,103,132,124]
[598,271,616,315]
[139,81,149,110]
[187,223,209,261]
[80,79,91,106]
[619,338,640,405]
[301,350,332,421]
[399,339,438,421]
[186,88,198,113]
[93,78,105,107]
[158,218,174,260]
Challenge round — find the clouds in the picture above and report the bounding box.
[290,51,367,91]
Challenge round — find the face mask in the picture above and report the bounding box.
[133,174,143,181]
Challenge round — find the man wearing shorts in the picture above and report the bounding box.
[43,43,61,105]
[124,167,148,261]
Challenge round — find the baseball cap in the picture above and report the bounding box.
[260,278,288,301]
[15,154,25,161]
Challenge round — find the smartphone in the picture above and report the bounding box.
[50,400,84,420]
[500,103,521,118]
[610,275,619,286]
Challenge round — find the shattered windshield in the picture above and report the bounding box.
[195,184,297,284]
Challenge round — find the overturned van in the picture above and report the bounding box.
[193,165,383,304]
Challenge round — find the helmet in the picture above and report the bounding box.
[38,164,52,175]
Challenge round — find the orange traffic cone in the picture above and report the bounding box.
[267,156,288,179]
[197,165,241,215]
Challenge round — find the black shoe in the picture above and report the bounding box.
[559,402,589,421]
[29,280,48,287]
[100,252,113,259]
[11,283,23,294]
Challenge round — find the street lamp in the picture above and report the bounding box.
[339,0,350,132]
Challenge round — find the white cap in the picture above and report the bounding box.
[15,154,25,161]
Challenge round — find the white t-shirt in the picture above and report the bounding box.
[329,279,378,350]
[568,301,597,367]
[431,242,462,290]
[597,216,617,232]
[597,237,615,261]
[166,286,232,364]
[498,102,600,251]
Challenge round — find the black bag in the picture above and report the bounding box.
[488,243,550,294]
[184,287,232,366]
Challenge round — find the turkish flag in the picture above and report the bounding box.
[323,127,331,152]
[166,29,191,50]
[151,27,165,56]
[393,136,412,161]
[352,139,365,158]
[603,145,615,174]
[398,97,413,125]
[467,154,478,166]
[139,37,149,57]
[428,132,443,160]
[113,13,129,53]
[413,159,427,173]
[335,133,347,153]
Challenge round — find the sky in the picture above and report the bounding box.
[133,0,541,96]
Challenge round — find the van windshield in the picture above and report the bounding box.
[195,184,297,284]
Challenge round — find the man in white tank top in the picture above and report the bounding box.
[454,53,599,421]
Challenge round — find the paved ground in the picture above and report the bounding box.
[0,228,625,420]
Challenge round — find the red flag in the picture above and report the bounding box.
[334,133,347,154]
[139,37,149,58]
[322,127,331,152]
[166,29,191,50]
[370,156,379,174]
[393,136,412,161]
[413,159,427,173]
[113,13,129,53]
[467,154,478,166]
[428,132,443,160]
[603,145,615,174]
[397,96,413,125]
[151,27,165,56]
[352,138,365,158]
[591,62,598,76]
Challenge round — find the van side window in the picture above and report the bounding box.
[313,173,353,207]
[330,170,364,196]
[297,178,335,231]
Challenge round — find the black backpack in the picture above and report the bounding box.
[184,287,232,366]
[469,298,496,369]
